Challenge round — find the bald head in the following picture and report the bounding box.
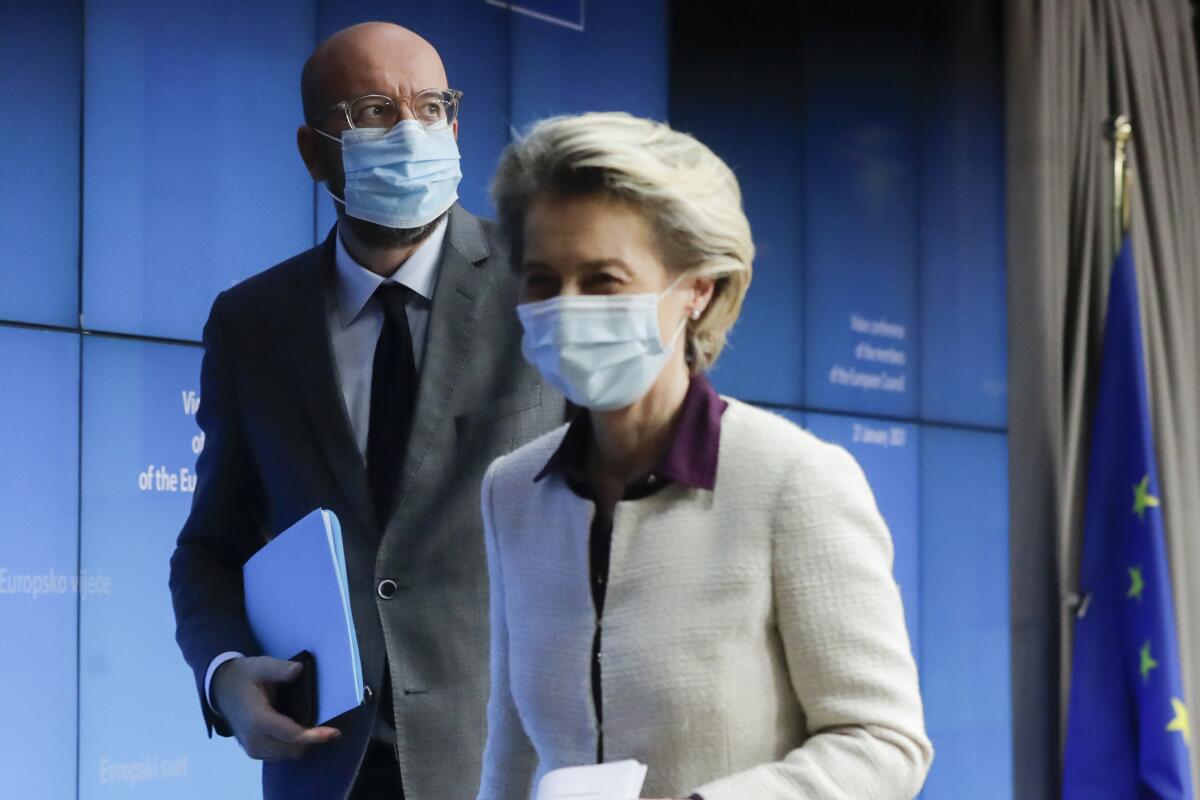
[301,22,448,123]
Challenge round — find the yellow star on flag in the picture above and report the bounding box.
[1167,698,1191,746]
[1133,475,1160,521]
[1140,641,1159,683]
[1127,566,1145,601]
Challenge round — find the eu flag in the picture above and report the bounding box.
[1063,235,1193,798]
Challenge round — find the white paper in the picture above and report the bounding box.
[535,760,648,800]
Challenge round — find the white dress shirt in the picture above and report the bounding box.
[328,217,447,457]
[204,217,448,714]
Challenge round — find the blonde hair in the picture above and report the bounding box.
[491,111,754,373]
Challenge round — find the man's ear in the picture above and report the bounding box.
[296,125,326,182]
[452,119,459,141]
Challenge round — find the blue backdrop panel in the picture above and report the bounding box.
[82,0,316,342]
[508,0,668,129]
[802,11,920,418]
[806,413,921,657]
[316,0,511,232]
[918,4,1006,428]
[669,20,805,406]
[919,426,1012,799]
[489,0,583,30]
[79,337,258,798]
[0,327,80,798]
[0,1,81,326]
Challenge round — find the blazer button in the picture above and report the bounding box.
[377,579,398,599]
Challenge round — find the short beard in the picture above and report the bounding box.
[342,210,449,250]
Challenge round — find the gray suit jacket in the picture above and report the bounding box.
[169,205,565,799]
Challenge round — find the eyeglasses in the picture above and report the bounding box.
[309,89,463,137]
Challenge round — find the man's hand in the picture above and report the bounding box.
[211,655,341,760]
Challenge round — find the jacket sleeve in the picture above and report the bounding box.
[168,290,266,738]
[693,443,933,800]
[476,457,539,800]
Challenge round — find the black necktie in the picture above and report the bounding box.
[367,282,417,526]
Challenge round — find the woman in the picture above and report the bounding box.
[476,112,932,800]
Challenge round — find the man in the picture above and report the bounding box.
[169,22,563,800]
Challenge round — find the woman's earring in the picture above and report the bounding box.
[691,307,702,320]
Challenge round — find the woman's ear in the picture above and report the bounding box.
[689,275,717,318]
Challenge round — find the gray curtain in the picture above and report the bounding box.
[1006,0,1200,798]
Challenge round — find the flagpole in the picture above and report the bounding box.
[1112,115,1133,255]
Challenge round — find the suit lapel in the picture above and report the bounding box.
[386,206,494,530]
[287,229,378,537]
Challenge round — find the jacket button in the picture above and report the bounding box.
[377,579,398,599]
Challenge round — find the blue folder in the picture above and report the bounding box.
[243,508,364,725]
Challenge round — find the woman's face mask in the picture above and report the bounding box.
[517,273,689,412]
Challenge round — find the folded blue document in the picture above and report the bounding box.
[243,508,364,725]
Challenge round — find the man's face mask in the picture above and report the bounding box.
[319,119,462,230]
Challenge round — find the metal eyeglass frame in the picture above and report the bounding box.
[308,89,464,141]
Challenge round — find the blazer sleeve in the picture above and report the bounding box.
[476,457,539,800]
[168,290,266,738]
[693,443,933,800]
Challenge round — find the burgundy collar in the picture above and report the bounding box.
[535,373,727,492]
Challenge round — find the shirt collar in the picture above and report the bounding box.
[535,373,728,491]
[333,216,448,328]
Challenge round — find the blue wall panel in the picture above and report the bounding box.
[0,1,81,326]
[802,13,920,418]
[508,0,668,128]
[918,4,1007,428]
[669,27,805,406]
[0,327,80,798]
[920,426,1012,799]
[82,0,316,341]
[79,338,258,798]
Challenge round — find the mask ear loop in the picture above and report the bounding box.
[660,271,689,297]
[658,271,705,351]
[309,126,349,206]
[661,274,698,353]
[324,184,347,206]
[664,316,689,350]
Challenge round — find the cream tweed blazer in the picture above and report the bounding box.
[476,398,933,800]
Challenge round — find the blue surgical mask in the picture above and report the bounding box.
[326,120,462,229]
[517,275,689,411]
